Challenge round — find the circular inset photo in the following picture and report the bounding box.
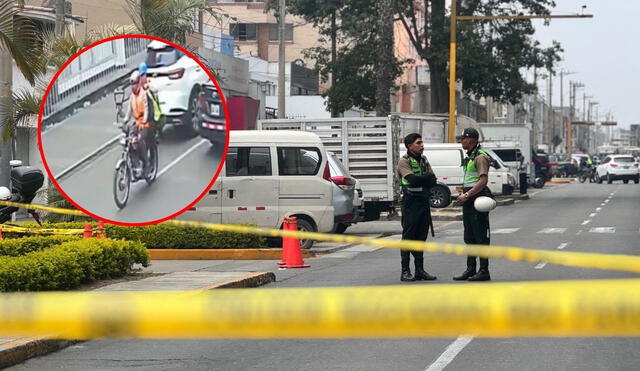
[39,35,228,225]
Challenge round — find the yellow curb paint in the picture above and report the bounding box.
[147,249,314,260]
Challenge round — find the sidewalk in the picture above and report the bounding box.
[0,264,276,369]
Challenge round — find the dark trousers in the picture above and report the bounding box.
[519,172,528,194]
[400,194,430,270]
[462,200,490,270]
[132,125,153,167]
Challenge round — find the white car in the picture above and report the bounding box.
[595,155,639,184]
[145,40,210,135]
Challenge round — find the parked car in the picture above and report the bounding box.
[178,131,335,249]
[595,155,640,184]
[549,154,577,178]
[327,151,357,234]
[145,40,209,135]
[197,81,226,146]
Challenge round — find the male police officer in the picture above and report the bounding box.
[396,133,438,282]
[453,128,492,281]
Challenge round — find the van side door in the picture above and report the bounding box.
[221,146,280,228]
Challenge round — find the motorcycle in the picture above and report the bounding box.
[112,88,159,209]
[0,162,45,224]
[578,167,597,183]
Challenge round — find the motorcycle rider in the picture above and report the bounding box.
[120,70,153,177]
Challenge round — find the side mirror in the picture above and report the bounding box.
[491,160,501,169]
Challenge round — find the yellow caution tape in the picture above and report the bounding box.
[1,199,640,274]
[0,224,85,235]
[1,279,640,339]
[0,199,85,216]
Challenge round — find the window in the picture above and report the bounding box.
[603,157,611,164]
[145,46,183,68]
[425,149,462,167]
[268,23,294,41]
[277,147,321,175]
[614,157,634,163]
[229,23,257,41]
[226,147,272,176]
[492,149,518,163]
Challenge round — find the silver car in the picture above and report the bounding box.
[327,152,358,234]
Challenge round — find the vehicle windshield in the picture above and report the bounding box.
[146,46,183,68]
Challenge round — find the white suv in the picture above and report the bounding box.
[145,41,209,135]
[596,155,639,184]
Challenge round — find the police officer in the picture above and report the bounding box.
[453,128,492,281]
[396,133,438,282]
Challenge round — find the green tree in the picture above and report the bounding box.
[398,0,563,113]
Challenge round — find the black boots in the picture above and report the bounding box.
[453,267,476,281]
[400,269,415,282]
[468,269,491,281]
[414,267,437,281]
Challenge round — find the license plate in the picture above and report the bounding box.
[456,186,463,193]
[210,104,220,116]
[623,166,630,169]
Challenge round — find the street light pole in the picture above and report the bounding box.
[277,0,286,119]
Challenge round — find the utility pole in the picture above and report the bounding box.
[55,0,66,36]
[531,68,538,151]
[0,49,12,188]
[548,69,553,150]
[559,70,574,152]
[277,0,286,119]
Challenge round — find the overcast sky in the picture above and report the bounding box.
[532,0,637,129]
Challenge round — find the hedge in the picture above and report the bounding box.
[0,239,149,292]
[14,222,267,249]
[0,235,81,257]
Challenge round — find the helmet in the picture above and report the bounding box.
[0,186,11,201]
[138,62,148,76]
[474,196,497,212]
[129,70,140,84]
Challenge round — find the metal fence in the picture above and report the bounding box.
[42,39,147,120]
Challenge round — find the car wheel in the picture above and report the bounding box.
[623,179,629,184]
[294,217,316,249]
[597,175,603,184]
[429,185,451,208]
[607,173,613,184]
[635,176,639,184]
[331,223,349,234]
[182,88,200,137]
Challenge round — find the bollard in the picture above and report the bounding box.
[97,221,106,239]
[83,223,93,238]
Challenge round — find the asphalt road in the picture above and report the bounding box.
[10,181,640,370]
[41,90,225,223]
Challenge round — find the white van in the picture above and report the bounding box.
[421,143,515,199]
[179,131,334,248]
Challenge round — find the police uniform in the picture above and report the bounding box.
[454,144,492,281]
[396,153,437,281]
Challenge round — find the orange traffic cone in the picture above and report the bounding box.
[280,216,309,269]
[278,216,290,267]
[83,223,93,238]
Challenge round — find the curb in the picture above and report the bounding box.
[496,198,514,206]
[0,338,78,369]
[0,271,274,368]
[147,248,315,260]
[54,135,121,181]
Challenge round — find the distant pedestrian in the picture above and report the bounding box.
[453,128,492,281]
[517,153,528,194]
[396,133,438,282]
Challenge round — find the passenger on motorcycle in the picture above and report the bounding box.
[120,70,154,177]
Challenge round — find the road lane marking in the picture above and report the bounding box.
[589,213,596,218]
[537,228,566,234]
[492,228,520,234]
[557,243,569,250]
[604,199,610,203]
[596,207,602,212]
[157,139,208,178]
[535,262,547,269]
[576,230,583,235]
[601,203,606,206]
[425,336,474,371]
[581,220,591,226]
[589,227,616,233]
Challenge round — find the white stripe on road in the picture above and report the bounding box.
[576,230,583,235]
[491,228,520,234]
[601,203,606,206]
[425,336,474,371]
[534,262,547,269]
[157,139,208,178]
[596,207,602,212]
[581,220,591,226]
[537,228,567,234]
[589,227,616,233]
[589,213,596,218]
[557,242,569,250]
[604,199,610,203]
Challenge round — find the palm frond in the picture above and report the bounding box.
[0,0,41,84]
